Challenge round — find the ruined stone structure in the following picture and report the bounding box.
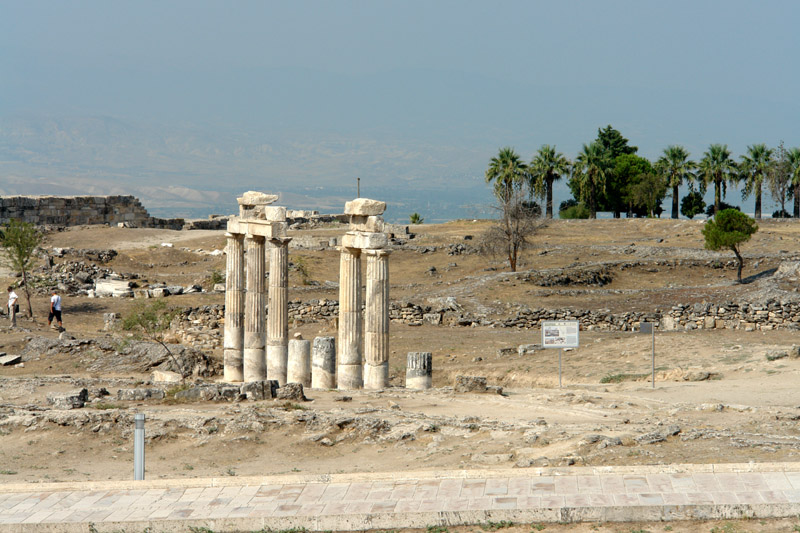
[0,195,183,228]
[337,198,391,390]
[223,192,290,384]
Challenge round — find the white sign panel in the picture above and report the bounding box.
[541,320,580,348]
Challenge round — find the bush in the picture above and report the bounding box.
[705,201,740,217]
[680,190,706,219]
[560,203,591,219]
[773,209,792,218]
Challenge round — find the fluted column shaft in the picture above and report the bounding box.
[267,238,290,385]
[364,249,390,389]
[243,234,266,381]
[337,247,362,389]
[223,233,245,382]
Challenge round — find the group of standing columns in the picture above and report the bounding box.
[223,191,291,385]
[222,193,404,390]
[337,198,391,390]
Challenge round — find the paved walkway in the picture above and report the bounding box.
[3,463,800,532]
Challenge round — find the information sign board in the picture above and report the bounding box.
[541,320,580,348]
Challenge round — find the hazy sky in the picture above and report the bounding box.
[2,1,799,216]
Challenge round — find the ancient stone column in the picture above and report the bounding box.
[364,249,390,389]
[312,336,336,389]
[243,234,266,381]
[406,352,432,390]
[337,247,362,389]
[287,339,311,387]
[223,232,245,382]
[267,238,290,385]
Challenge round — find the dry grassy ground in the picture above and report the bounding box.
[2,218,800,507]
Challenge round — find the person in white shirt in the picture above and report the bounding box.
[48,289,63,330]
[7,286,18,328]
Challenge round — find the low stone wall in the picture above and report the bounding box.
[172,298,800,352]
[0,195,183,229]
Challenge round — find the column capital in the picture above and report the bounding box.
[245,232,266,242]
[337,245,362,256]
[269,237,293,246]
[363,248,391,257]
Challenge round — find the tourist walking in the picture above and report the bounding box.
[48,289,62,330]
[7,286,18,328]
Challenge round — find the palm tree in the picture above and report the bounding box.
[656,145,696,219]
[698,144,737,216]
[485,147,528,203]
[739,144,774,220]
[789,148,800,217]
[572,142,607,219]
[529,145,570,219]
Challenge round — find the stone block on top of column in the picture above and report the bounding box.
[344,198,386,216]
[349,215,384,233]
[226,218,288,239]
[342,231,388,250]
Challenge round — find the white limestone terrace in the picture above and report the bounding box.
[2,463,800,531]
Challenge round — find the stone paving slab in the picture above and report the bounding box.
[3,463,800,532]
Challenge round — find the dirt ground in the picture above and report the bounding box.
[3,219,800,531]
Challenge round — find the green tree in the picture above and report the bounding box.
[656,145,696,219]
[680,189,706,219]
[409,212,424,224]
[702,209,758,283]
[122,300,187,377]
[630,173,667,217]
[739,143,774,220]
[596,125,637,159]
[529,145,570,219]
[788,147,800,217]
[767,142,791,218]
[611,154,655,217]
[485,147,528,203]
[0,219,44,318]
[570,142,608,218]
[595,125,638,216]
[698,144,737,216]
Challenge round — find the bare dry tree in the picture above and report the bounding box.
[479,186,547,272]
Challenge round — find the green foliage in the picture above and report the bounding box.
[481,520,514,531]
[629,172,667,217]
[529,144,570,218]
[705,201,739,217]
[122,300,186,376]
[0,219,44,318]
[569,141,608,218]
[681,190,706,219]
[600,373,648,384]
[559,203,591,219]
[485,147,528,203]
[739,143,774,219]
[596,125,637,158]
[122,300,177,335]
[773,208,792,218]
[699,144,737,215]
[702,209,758,282]
[292,257,312,285]
[209,268,224,285]
[605,153,655,216]
[426,527,449,533]
[657,145,696,219]
[409,212,424,224]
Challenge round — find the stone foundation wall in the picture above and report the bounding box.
[0,195,183,229]
[172,298,800,352]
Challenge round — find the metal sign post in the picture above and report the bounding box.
[640,322,655,388]
[134,413,145,480]
[541,321,579,389]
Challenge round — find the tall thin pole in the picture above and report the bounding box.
[357,177,360,197]
[558,348,562,388]
[651,328,655,388]
[134,413,145,480]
